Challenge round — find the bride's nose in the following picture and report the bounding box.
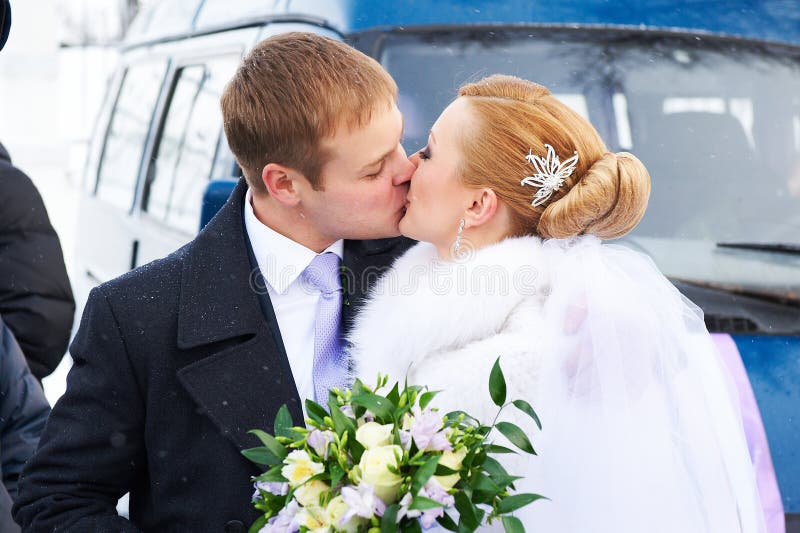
[408,150,421,168]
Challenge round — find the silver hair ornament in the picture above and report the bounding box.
[521,144,579,207]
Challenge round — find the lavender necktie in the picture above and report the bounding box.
[301,252,349,404]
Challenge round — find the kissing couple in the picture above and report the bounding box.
[14,32,766,532]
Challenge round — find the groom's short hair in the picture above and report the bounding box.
[221,32,398,191]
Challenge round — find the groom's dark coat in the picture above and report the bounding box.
[13,179,413,532]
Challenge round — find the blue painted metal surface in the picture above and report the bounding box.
[735,335,800,513]
[200,178,239,231]
[128,0,800,47]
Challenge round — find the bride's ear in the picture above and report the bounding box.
[464,188,499,228]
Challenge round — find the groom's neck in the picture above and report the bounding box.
[251,193,336,254]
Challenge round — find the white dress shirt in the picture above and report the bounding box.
[243,188,343,408]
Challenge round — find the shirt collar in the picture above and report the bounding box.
[244,188,343,294]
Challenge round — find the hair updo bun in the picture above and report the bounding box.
[537,152,651,240]
[455,74,651,241]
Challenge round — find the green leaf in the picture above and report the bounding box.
[444,410,480,426]
[330,462,344,488]
[328,399,356,439]
[409,495,447,511]
[419,390,441,410]
[387,382,401,406]
[273,405,294,438]
[248,430,288,459]
[489,357,507,407]
[512,399,542,430]
[472,473,501,504]
[241,446,281,466]
[349,393,396,421]
[305,399,329,425]
[481,457,508,478]
[248,515,269,533]
[501,516,525,533]
[490,474,522,490]
[412,455,440,494]
[487,444,517,455]
[454,491,481,530]
[436,512,459,531]
[401,519,422,533]
[496,493,547,514]
[381,504,399,533]
[434,463,458,476]
[495,422,536,455]
[254,465,286,483]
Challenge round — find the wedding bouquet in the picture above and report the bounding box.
[244,358,543,533]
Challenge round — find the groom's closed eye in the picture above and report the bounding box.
[418,146,431,160]
[363,161,384,179]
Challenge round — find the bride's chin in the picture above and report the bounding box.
[397,215,415,240]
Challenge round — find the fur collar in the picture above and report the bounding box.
[347,235,550,385]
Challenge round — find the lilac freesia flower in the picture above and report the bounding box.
[339,484,386,525]
[419,479,455,528]
[253,480,289,499]
[410,407,452,452]
[258,499,301,533]
[306,429,334,460]
[396,492,421,522]
[398,429,412,452]
[340,404,355,418]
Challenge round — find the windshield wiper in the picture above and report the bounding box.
[717,242,800,255]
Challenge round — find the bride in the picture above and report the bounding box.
[347,75,766,531]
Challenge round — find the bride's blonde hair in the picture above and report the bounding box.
[457,75,650,239]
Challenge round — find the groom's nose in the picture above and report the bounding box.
[392,151,415,187]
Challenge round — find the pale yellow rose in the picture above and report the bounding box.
[358,445,403,503]
[433,447,467,489]
[355,422,394,450]
[325,495,366,533]
[294,479,330,508]
[282,450,325,487]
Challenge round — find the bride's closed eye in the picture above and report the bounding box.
[418,146,431,160]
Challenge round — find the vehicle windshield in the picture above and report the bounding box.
[379,28,800,295]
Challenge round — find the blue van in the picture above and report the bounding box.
[76,1,799,529]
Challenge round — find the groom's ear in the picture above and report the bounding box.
[261,163,302,206]
[465,188,499,228]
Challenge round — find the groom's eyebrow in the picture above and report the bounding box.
[360,116,405,172]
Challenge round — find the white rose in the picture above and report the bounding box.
[282,450,325,487]
[355,422,394,450]
[325,495,366,532]
[358,445,403,503]
[294,479,330,508]
[434,447,467,489]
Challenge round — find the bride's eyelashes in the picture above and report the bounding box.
[418,146,431,160]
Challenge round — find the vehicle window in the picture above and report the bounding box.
[144,56,239,234]
[96,62,165,211]
[379,29,800,296]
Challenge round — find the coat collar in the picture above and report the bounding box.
[177,178,263,350]
[176,178,415,348]
[348,236,550,383]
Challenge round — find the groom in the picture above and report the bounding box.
[13,33,414,532]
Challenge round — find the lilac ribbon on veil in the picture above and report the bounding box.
[712,333,785,533]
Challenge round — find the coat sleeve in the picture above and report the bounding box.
[0,321,50,499]
[0,161,75,380]
[12,288,144,533]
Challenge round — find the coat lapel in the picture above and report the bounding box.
[175,178,303,455]
[341,236,416,336]
[174,178,414,453]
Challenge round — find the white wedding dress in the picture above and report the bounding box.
[348,235,766,532]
